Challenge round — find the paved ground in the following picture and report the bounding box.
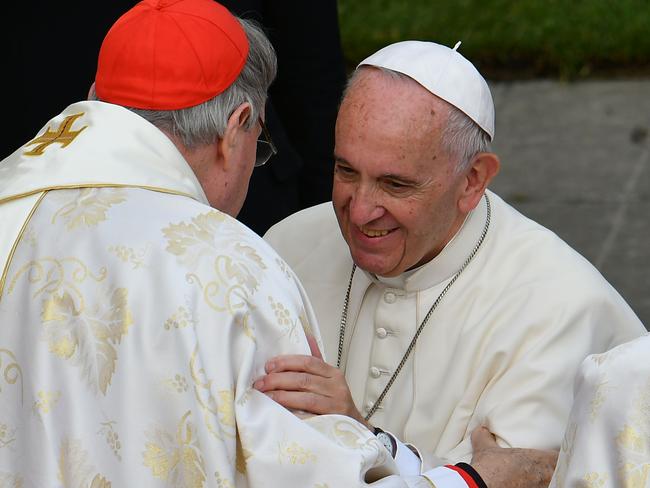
[489,79,650,329]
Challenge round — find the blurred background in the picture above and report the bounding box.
[338,0,650,79]
[337,0,650,328]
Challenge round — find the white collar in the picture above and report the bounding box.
[0,100,208,205]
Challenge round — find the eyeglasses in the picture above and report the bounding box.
[255,117,277,167]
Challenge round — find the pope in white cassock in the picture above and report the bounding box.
[0,1,434,486]
[260,40,647,486]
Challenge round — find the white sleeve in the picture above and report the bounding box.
[550,334,650,487]
[422,467,472,488]
[391,431,423,476]
[387,431,471,488]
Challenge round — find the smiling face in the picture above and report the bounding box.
[332,69,469,277]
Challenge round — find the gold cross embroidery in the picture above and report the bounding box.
[23,112,88,156]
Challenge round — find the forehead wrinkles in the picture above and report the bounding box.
[341,71,446,148]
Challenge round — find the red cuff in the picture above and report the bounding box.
[445,463,486,488]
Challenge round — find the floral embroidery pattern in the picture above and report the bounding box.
[189,348,235,441]
[589,380,609,422]
[0,472,24,488]
[165,374,189,394]
[617,425,650,485]
[0,422,16,449]
[22,226,37,248]
[143,410,207,488]
[306,417,389,465]
[8,258,132,395]
[582,472,608,487]
[163,212,228,270]
[234,243,266,271]
[214,471,234,488]
[0,349,23,403]
[108,244,150,269]
[235,429,251,475]
[616,377,650,486]
[42,286,132,395]
[32,390,61,415]
[164,307,195,331]
[268,297,301,343]
[163,211,267,340]
[553,422,578,487]
[98,421,122,461]
[89,476,111,488]
[274,258,293,281]
[58,438,111,488]
[299,309,314,338]
[51,188,127,230]
[277,440,317,465]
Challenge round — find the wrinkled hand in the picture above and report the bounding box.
[253,335,371,429]
[470,426,558,488]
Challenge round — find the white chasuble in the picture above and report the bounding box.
[264,195,646,469]
[550,333,650,487]
[0,101,427,487]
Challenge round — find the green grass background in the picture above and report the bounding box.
[338,0,650,79]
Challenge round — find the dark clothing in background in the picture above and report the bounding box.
[222,0,346,234]
[3,0,346,235]
[3,3,133,157]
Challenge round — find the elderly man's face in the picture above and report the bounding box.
[202,112,261,218]
[332,70,467,277]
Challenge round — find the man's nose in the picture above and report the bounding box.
[349,186,385,225]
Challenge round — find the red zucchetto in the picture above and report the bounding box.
[95,0,248,110]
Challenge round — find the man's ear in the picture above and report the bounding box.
[87,82,96,100]
[218,102,252,169]
[457,152,500,214]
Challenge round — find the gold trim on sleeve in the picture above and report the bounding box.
[0,184,197,206]
[0,191,47,301]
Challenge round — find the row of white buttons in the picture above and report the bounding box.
[367,291,399,415]
[369,366,391,379]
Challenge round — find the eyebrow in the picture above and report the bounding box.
[385,174,420,186]
[334,154,420,186]
[333,154,349,165]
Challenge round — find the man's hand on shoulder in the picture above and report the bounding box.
[253,335,371,429]
[470,426,558,488]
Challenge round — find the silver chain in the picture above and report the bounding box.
[336,194,492,421]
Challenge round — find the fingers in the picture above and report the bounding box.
[265,354,334,377]
[306,334,323,360]
[260,387,365,424]
[254,371,329,395]
[261,390,332,415]
[470,425,498,451]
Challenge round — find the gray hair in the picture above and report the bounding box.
[443,105,491,173]
[345,67,491,173]
[90,18,277,149]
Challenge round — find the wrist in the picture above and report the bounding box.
[352,409,373,430]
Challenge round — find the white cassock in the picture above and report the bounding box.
[264,195,645,470]
[0,101,433,487]
[550,333,650,487]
